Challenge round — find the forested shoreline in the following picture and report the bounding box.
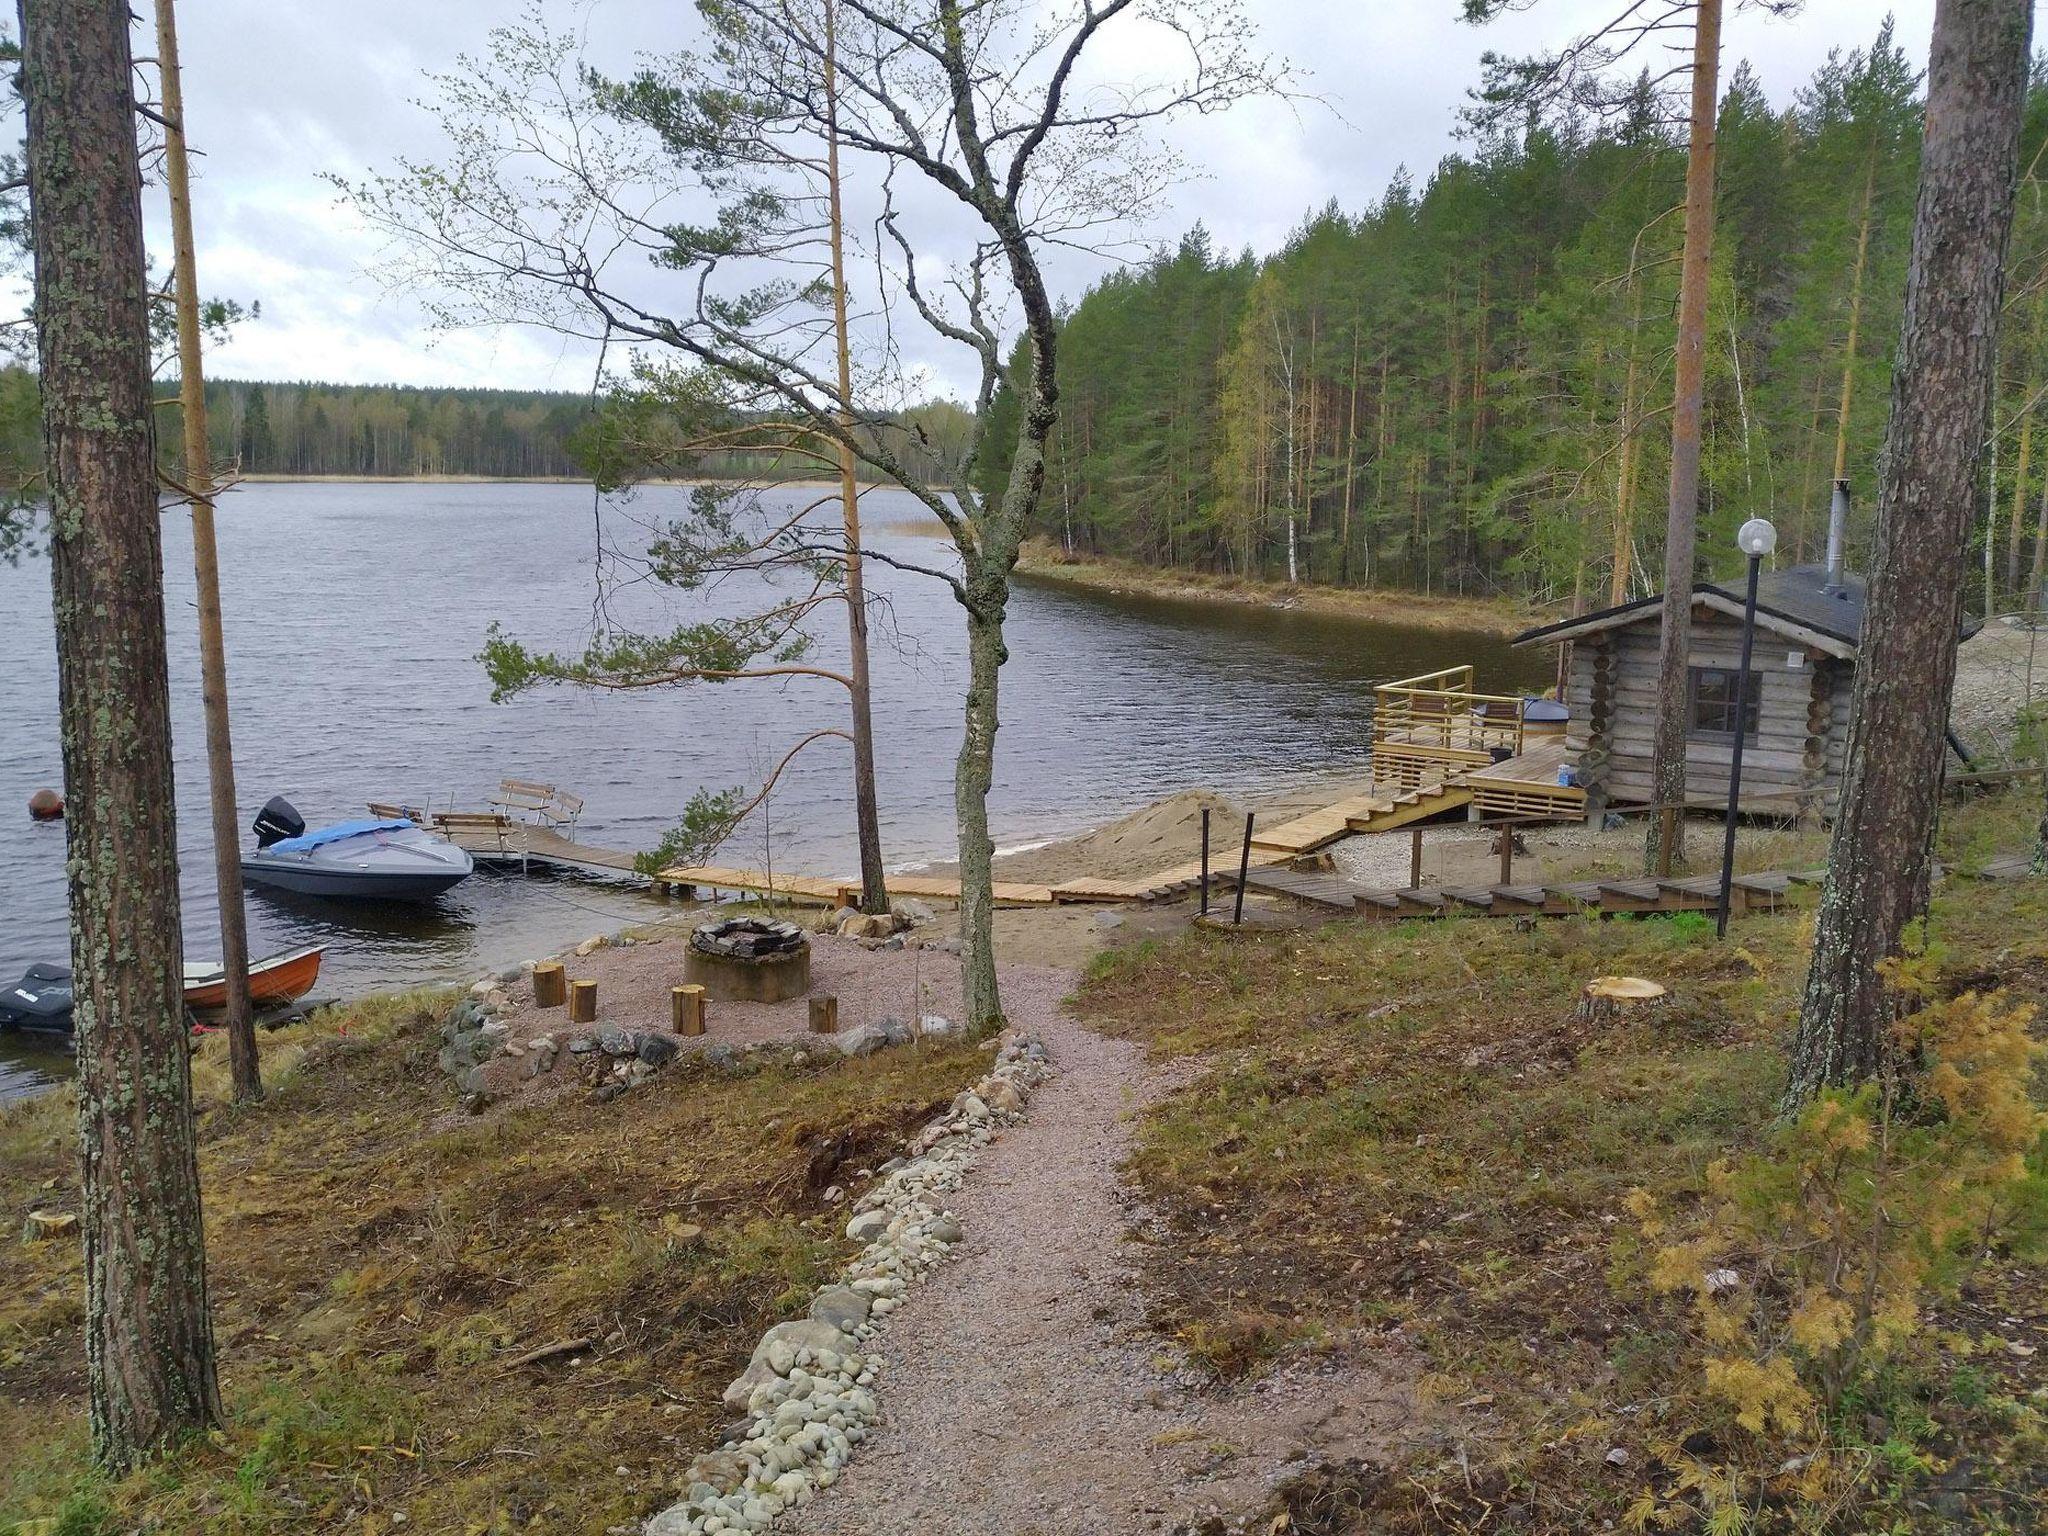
[983,23,2048,616]
[0,374,972,489]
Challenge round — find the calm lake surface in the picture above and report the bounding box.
[0,481,1543,1101]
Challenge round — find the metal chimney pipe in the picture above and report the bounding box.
[1825,478,1849,592]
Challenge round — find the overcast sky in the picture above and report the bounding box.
[158,0,1945,396]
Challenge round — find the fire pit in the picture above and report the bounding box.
[685,917,812,1004]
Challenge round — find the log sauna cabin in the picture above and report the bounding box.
[1508,491,1957,822]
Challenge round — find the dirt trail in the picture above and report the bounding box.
[784,983,1419,1536]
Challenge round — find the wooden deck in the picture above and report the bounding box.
[406,813,644,876]
[1462,740,1586,818]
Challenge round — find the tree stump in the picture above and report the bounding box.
[567,979,598,1024]
[808,995,839,1034]
[672,984,706,1037]
[532,962,567,1009]
[1577,975,1669,1025]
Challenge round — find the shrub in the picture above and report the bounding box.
[1626,976,2046,1529]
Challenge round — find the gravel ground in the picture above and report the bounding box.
[470,924,970,1099]
[785,974,1421,1536]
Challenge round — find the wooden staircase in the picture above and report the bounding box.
[1343,781,1475,834]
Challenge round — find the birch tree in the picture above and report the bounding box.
[19,0,220,1466]
[1787,0,2033,1105]
[346,0,1280,1030]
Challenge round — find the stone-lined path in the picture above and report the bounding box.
[784,978,1418,1536]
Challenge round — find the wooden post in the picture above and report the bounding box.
[156,0,258,1103]
[567,979,597,1024]
[1498,825,1514,885]
[808,995,839,1034]
[1409,826,1424,888]
[1233,813,1254,925]
[672,985,706,1037]
[532,962,567,1009]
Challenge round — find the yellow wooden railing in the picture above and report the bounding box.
[1372,665,1528,756]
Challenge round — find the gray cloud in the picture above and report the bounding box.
[151,0,1940,393]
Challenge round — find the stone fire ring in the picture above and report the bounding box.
[685,917,813,1004]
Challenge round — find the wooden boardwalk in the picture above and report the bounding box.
[430,817,642,876]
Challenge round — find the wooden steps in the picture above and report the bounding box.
[1343,782,1475,834]
[1251,793,1397,856]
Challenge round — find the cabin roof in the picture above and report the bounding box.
[1513,564,1867,659]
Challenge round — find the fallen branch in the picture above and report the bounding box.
[500,1335,595,1370]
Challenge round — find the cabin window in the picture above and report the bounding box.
[1688,666,1762,743]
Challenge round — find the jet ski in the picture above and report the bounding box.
[241,796,473,902]
[0,963,73,1034]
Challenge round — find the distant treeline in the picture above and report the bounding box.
[0,371,974,491]
[196,379,587,479]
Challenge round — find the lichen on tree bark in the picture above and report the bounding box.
[19,0,222,1467]
[1787,0,2035,1109]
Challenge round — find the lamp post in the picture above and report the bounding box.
[1717,517,1777,937]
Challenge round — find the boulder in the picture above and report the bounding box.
[845,1209,890,1244]
[759,1318,851,1367]
[919,1014,957,1039]
[893,897,935,926]
[637,1032,681,1068]
[684,1449,747,1495]
[807,1284,873,1333]
[598,1025,635,1056]
[575,935,606,957]
[875,1016,914,1046]
[833,1023,889,1059]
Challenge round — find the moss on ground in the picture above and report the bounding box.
[0,990,992,1534]
[1080,791,2048,1533]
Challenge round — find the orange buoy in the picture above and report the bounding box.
[27,788,63,822]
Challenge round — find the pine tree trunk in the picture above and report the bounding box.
[155,0,259,1101]
[20,0,222,1466]
[2029,468,2048,608]
[822,0,890,916]
[1644,0,1722,877]
[1831,144,1880,487]
[1611,257,1646,605]
[1787,0,2033,1109]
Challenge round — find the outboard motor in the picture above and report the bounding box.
[253,795,306,849]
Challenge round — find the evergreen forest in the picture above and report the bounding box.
[981,24,2048,615]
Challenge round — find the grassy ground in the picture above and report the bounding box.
[1012,539,1544,637]
[0,993,993,1535]
[1080,789,2048,1533]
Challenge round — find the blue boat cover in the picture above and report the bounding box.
[264,817,415,856]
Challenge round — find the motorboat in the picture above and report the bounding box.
[1,944,333,1035]
[242,796,473,902]
[183,943,326,1017]
[0,963,72,1034]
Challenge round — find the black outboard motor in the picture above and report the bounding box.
[253,795,306,849]
[0,963,74,1034]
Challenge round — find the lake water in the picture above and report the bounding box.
[0,482,1544,1101]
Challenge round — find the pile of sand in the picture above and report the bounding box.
[991,788,1244,884]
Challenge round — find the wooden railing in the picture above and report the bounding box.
[1373,665,1529,756]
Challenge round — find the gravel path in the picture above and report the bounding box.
[785,971,1418,1536]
